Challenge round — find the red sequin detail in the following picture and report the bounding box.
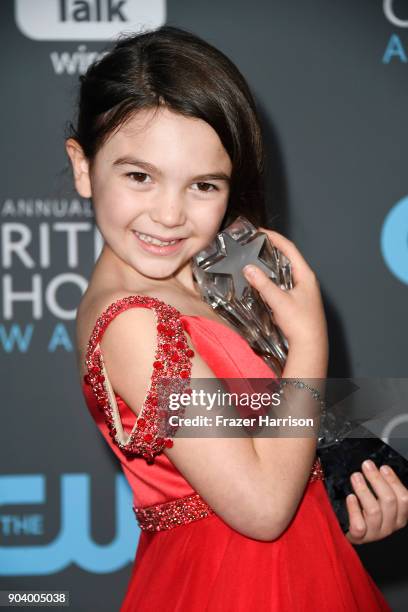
[133,492,215,532]
[84,295,193,464]
[309,457,325,482]
[133,458,324,532]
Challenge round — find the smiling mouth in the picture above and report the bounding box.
[132,230,186,255]
[133,230,182,246]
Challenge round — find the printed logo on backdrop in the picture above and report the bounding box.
[15,0,166,40]
[15,0,167,74]
[383,0,408,63]
[380,195,408,284]
[0,198,102,353]
[0,473,138,575]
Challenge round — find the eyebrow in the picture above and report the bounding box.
[112,156,231,182]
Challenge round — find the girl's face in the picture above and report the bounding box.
[66,106,232,285]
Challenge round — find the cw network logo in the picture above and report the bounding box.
[0,473,138,576]
[15,0,166,41]
[381,195,408,285]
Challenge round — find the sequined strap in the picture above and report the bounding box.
[83,295,194,464]
[134,458,325,532]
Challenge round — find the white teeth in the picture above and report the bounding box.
[135,231,179,246]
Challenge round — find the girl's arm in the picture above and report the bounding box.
[252,231,408,545]
[100,230,330,542]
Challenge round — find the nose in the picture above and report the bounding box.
[149,190,187,227]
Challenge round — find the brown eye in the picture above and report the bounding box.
[195,182,218,192]
[126,172,150,183]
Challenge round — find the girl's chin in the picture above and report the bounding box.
[129,256,191,280]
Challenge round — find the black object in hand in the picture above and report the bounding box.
[318,435,408,533]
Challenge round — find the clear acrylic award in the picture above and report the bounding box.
[192,215,353,448]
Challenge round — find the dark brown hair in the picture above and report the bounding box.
[66,25,267,230]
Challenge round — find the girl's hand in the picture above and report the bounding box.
[242,227,328,351]
[345,461,408,545]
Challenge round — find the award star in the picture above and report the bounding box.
[204,233,272,299]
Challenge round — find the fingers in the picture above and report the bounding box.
[257,227,316,286]
[350,469,383,534]
[360,460,398,536]
[242,263,291,320]
[346,462,408,545]
[378,465,408,529]
[350,460,402,541]
[242,226,313,310]
[345,493,367,543]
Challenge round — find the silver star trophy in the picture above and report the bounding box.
[192,215,291,376]
[191,215,353,448]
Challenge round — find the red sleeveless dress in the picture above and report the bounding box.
[81,295,391,612]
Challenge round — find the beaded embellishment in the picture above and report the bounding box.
[133,492,215,532]
[83,295,194,464]
[134,457,325,532]
[309,456,325,482]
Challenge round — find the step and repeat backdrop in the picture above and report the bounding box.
[1,1,407,610]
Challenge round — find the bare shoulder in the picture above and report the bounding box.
[76,289,154,380]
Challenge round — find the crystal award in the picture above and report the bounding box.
[191,215,353,448]
[192,215,292,377]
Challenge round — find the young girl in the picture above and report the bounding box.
[65,25,407,611]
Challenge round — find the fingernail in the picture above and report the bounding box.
[243,265,256,277]
[352,472,364,484]
[380,465,391,475]
[363,459,375,471]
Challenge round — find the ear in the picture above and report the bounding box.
[65,138,92,198]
